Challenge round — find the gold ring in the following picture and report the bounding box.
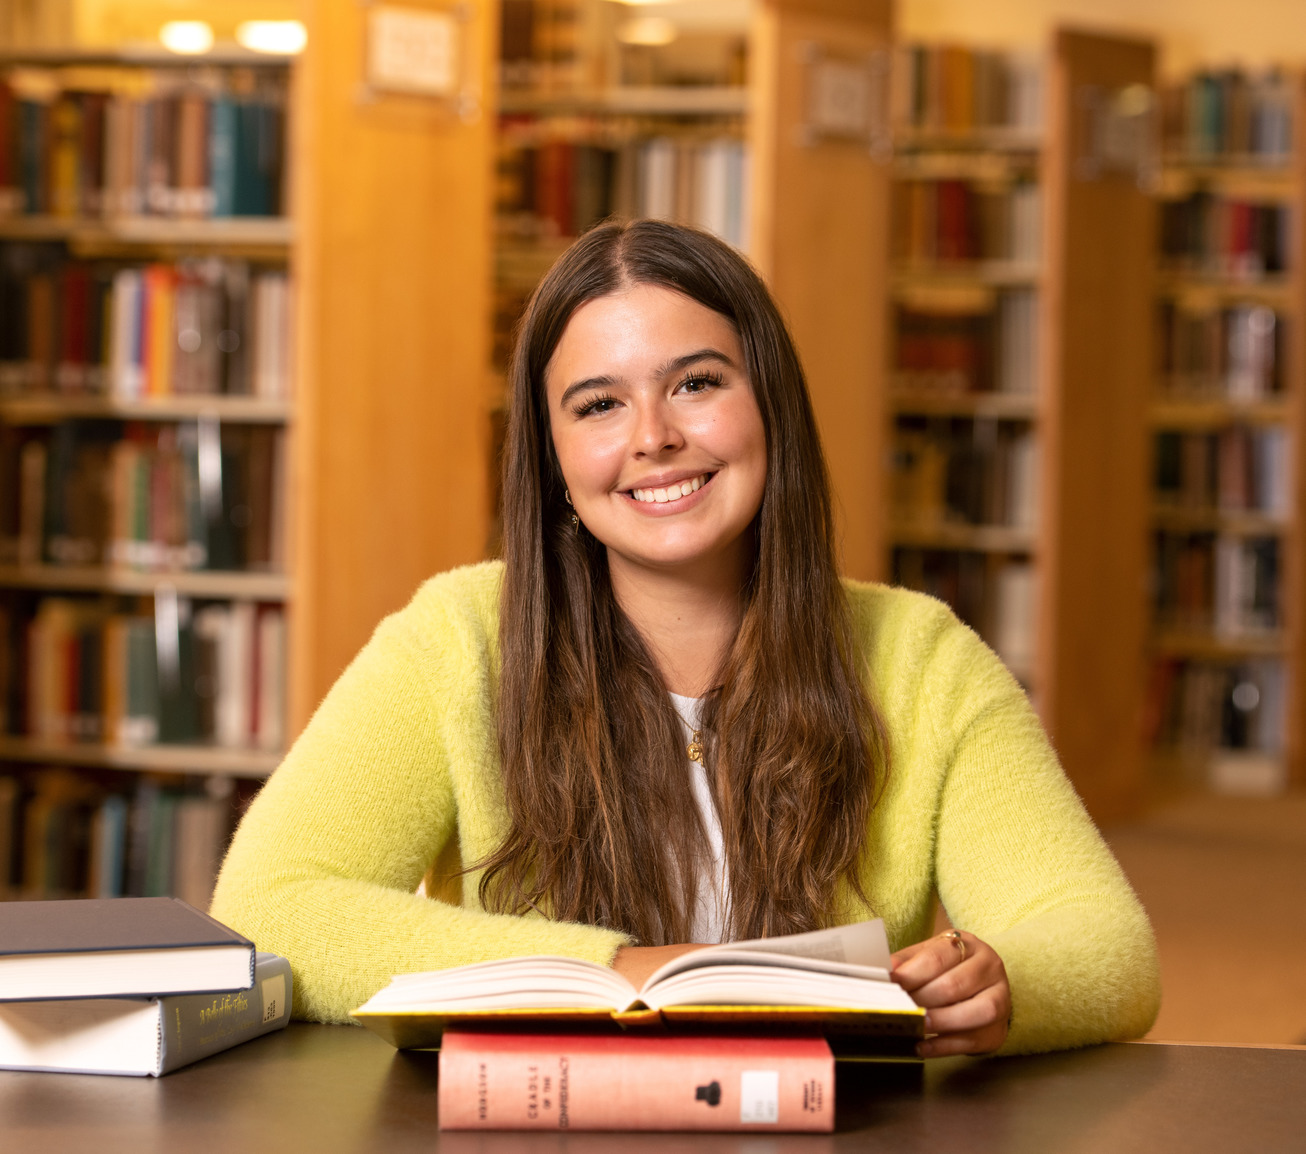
[942,929,967,962]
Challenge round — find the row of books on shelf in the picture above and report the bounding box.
[892,422,1038,531]
[1158,193,1290,279]
[0,248,291,400]
[3,596,286,752]
[0,71,287,220]
[891,179,1040,266]
[498,0,747,95]
[1155,301,1283,397]
[0,420,284,573]
[1145,658,1285,759]
[1160,69,1296,164]
[499,0,598,94]
[892,552,1036,682]
[497,124,750,251]
[1153,427,1291,517]
[893,290,1038,395]
[1151,532,1280,636]
[0,771,241,906]
[891,44,1044,136]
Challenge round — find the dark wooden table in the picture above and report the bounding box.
[2,1023,1302,1152]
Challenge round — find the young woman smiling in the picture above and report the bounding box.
[211,221,1160,1057]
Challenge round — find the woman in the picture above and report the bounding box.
[211,220,1159,1057]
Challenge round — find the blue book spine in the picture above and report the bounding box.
[209,95,237,218]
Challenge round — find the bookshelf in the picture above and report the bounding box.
[0,1,499,900]
[490,0,892,577]
[1145,67,1306,795]
[0,44,295,900]
[885,30,1157,820]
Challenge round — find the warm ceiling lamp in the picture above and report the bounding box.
[236,20,309,55]
[159,20,215,55]
[617,16,678,46]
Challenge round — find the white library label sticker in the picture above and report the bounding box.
[261,974,286,1023]
[739,1070,780,1124]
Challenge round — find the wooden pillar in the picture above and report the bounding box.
[1039,28,1156,819]
[749,0,894,582]
[290,1,494,730]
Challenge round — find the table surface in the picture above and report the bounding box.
[2,1023,1303,1153]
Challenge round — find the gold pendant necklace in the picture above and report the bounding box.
[673,703,705,763]
[686,731,704,763]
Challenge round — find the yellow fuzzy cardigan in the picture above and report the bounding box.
[211,561,1160,1054]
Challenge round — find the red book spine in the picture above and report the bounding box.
[438,1032,834,1133]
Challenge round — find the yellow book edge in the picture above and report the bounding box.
[350,1004,926,1061]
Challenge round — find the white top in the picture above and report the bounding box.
[669,692,730,944]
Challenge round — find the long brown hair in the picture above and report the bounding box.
[481,220,888,943]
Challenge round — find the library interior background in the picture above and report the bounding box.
[0,0,1303,1046]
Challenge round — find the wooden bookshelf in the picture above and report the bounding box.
[1146,68,1306,792]
[0,395,292,425]
[0,737,278,779]
[0,6,496,901]
[0,565,290,600]
[0,216,293,249]
[885,30,1157,820]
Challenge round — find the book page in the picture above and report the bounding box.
[359,956,639,1013]
[641,919,893,994]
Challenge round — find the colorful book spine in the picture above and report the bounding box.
[0,71,287,220]
[438,1032,834,1132]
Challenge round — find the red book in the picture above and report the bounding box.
[438,1032,834,1133]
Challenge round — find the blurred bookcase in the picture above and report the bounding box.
[0,2,499,901]
[884,29,1157,820]
[1144,67,1306,795]
[0,44,293,903]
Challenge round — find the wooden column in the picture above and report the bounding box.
[749,0,894,582]
[290,1,494,731]
[1283,73,1306,787]
[1038,29,1156,819]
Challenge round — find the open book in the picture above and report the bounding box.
[353,918,925,1057]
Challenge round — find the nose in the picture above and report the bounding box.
[630,394,684,457]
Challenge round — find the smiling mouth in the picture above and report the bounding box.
[629,472,715,504]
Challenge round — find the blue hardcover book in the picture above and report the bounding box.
[209,94,237,218]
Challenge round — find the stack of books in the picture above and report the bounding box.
[0,896,290,1076]
[353,917,924,1133]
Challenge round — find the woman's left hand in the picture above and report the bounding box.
[890,930,1011,1057]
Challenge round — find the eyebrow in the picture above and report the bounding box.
[557,348,738,410]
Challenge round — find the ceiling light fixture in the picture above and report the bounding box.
[236,20,309,56]
[159,21,215,56]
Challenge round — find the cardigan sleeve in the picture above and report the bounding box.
[209,577,629,1024]
[918,613,1161,1054]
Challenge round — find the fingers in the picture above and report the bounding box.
[922,982,1010,1038]
[891,931,978,994]
[917,1018,1008,1059]
[890,930,1012,1058]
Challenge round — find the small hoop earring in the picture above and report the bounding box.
[564,489,579,532]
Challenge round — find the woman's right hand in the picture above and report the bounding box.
[612,944,708,988]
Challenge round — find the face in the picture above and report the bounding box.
[544,283,768,585]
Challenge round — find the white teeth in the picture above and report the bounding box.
[631,473,710,504]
